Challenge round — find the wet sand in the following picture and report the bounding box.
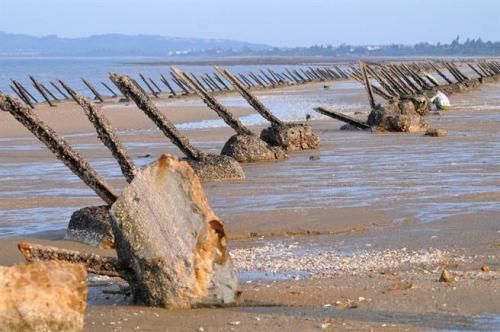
[0,81,499,330]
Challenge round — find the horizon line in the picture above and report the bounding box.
[1,31,498,49]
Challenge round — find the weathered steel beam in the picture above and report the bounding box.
[276,72,287,83]
[359,62,376,109]
[400,64,430,90]
[449,63,469,81]
[201,76,216,92]
[41,84,59,101]
[139,73,159,98]
[335,66,350,79]
[389,65,420,93]
[215,66,284,127]
[60,82,138,183]
[171,67,253,136]
[281,72,295,83]
[285,69,301,83]
[80,77,104,103]
[212,72,230,90]
[81,78,105,102]
[308,67,323,81]
[190,73,208,92]
[248,72,266,88]
[149,78,163,93]
[379,68,408,95]
[260,70,277,87]
[429,62,453,85]
[467,64,484,78]
[476,62,492,76]
[205,74,222,91]
[170,72,190,94]
[300,69,314,81]
[110,73,202,160]
[238,73,254,88]
[14,81,39,104]
[11,82,35,108]
[295,69,310,82]
[267,69,282,85]
[314,107,370,130]
[10,84,33,108]
[29,76,55,107]
[366,67,399,97]
[441,62,462,83]
[50,81,69,99]
[101,81,118,97]
[18,242,123,277]
[56,80,77,97]
[160,74,176,96]
[0,93,118,204]
[257,73,271,86]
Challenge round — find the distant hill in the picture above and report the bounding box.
[1,32,498,58]
[0,32,272,56]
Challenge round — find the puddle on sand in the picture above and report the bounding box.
[207,121,500,223]
[0,207,77,237]
[469,314,500,331]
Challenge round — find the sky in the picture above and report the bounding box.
[0,0,498,47]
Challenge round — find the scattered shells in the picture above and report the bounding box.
[231,243,469,279]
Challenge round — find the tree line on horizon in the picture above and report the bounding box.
[195,36,500,57]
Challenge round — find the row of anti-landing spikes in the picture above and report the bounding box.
[0,65,310,205]
[351,60,500,107]
[8,60,498,112]
[3,60,498,204]
[0,72,206,205]
[7,65,349,109]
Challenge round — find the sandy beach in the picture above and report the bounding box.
[0,79,499,331]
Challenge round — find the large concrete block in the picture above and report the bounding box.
[110,154,239,308]
[0,261,87,332]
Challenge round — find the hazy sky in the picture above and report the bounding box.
[0,0,498,46]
